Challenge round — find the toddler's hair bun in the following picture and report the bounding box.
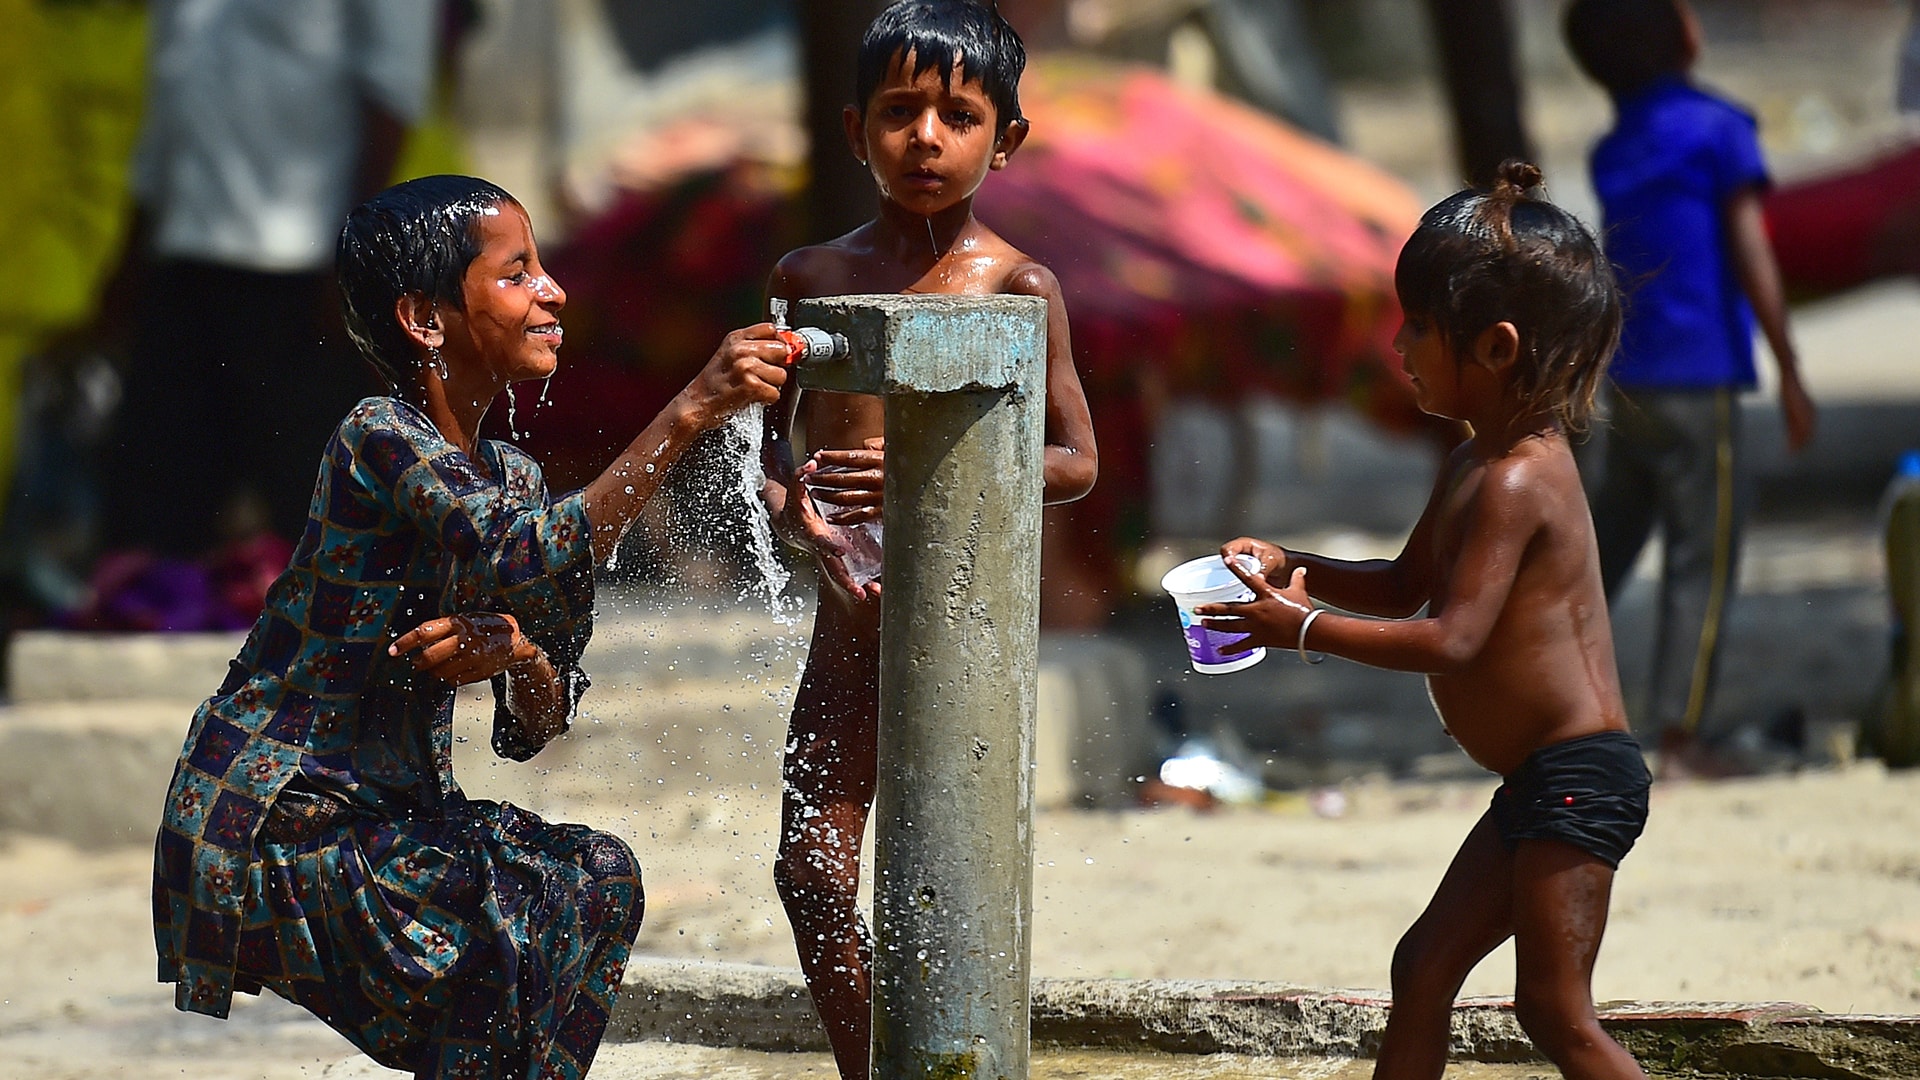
[1493,159,1545,197]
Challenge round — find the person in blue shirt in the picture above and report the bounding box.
[1565,0,1817,776]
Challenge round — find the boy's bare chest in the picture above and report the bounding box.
[796,251,1019,447]
[816,251,1011,297]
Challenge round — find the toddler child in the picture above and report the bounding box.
[1198,161,1650,1080]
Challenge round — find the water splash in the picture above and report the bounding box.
[714,403,804,628]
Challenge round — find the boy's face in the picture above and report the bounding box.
[845,49,1027,217]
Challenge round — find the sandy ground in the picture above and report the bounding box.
[5,757,1920,1078]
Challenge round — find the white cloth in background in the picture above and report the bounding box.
[132,0,436,273]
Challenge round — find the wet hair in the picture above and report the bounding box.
[336,174,518,392]
[1394,160,1621,433]
[1564,0,1692,97]
[856,0,1026,132]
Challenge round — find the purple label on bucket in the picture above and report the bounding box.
[1179,613,1251,665]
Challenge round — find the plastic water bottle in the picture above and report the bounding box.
[1880,450,1920,766]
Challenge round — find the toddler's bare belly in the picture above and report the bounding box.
[1427,675,1621,777]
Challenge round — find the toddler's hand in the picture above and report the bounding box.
[389,612,539,686]
[802,438,885,526]
[1220,537,1288,584]
[1195,565,1315,656]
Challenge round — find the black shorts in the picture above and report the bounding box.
[1490,730,1651,869]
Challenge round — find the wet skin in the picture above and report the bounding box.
[393,199,792,565]
[386,201,792,740]
[758,50,1097,1080]
[1196,316,1628,778]
[1197,317,1647,1080]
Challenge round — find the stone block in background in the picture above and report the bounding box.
[8,631,242,703]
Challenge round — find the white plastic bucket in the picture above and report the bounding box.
[1160,555,1267,674]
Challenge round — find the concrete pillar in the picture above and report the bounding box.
[793,294,1048,1080]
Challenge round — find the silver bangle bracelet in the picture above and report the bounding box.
[1297,607,1326,665]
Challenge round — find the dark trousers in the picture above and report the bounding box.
[102,259,373,557]
[1578,386,1746,740]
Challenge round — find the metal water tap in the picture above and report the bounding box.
[769,298,849,366]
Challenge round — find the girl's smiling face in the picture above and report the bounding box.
[848,50,1024,217]
[440,201,566,385]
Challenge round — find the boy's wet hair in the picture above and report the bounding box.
[336,174,517,392]
[1394,160,1622,433]
[856,0,1026,131]
[1564,0,1691,97]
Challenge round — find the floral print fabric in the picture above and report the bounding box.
[153,397,635,1078]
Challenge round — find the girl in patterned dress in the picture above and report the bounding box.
[152,175,791,1079]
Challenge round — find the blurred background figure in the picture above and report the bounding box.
[0,0,148,694]
[1903,0,1920,114]
[1564,0,1817,777]
[79,0,440,632]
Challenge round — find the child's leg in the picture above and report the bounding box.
[1579,391,1660,601]
[1375,812,1515,1080]
[774,602,880,1080]
[1510,839,1648,1080]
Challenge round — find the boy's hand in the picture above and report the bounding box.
[1219,537,1289,584]
[1779,370,1817,453]
[776,471,879,604]
[803,438,885,525]
[1195,565,1316,656]
[677,324,790,430]
[390,613,539,686]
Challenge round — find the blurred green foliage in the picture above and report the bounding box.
[0,0,146,500]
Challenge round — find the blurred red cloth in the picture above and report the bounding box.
[979,58,1421,421]
[1766,142,1920,298]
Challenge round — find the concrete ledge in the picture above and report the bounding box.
[613,960,1920,1078]
[613,959,826,1052]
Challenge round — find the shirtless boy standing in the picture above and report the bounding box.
[759,3,1097,1076]
[1198,163,1650,1080]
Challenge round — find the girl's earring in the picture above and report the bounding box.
[429,346,450,382]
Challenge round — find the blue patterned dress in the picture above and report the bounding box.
[154,397,643,1079]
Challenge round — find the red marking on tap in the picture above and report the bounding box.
[774,329,808,366]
